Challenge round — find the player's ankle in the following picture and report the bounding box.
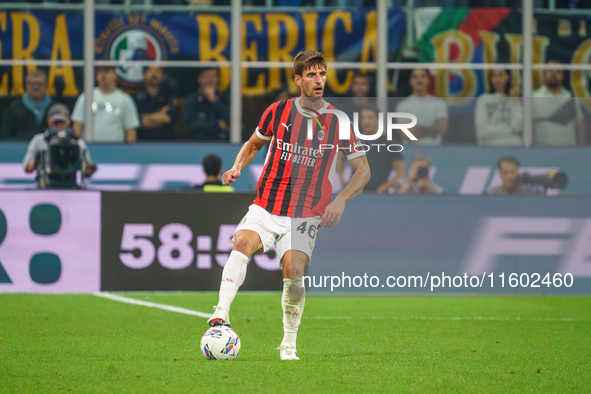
[280,341,296,349]
[216,300,231,312]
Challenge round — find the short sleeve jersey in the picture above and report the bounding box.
[253,97,364,218]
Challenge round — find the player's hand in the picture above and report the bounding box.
[319,197,345,229]
[222,168,241,186]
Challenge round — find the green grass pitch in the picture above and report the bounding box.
[2,293,590,393]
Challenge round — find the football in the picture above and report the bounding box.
[200,326,241,360]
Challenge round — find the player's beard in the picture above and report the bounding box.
[303,84,324,98]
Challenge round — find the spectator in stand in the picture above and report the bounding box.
[272,88,291,103]
[395,69,448,145]
[350,72,371,107]
[195,154,234,192]
[532,60,585,146]
[72,66,140,142]
[474,69,523,146]
[396,152,443,195]
[341,72,373,117]
[133,66,179,141]
[183,68,230,141]
[486,156,544,195]
[337,106,405,194]
[1,70,54,140]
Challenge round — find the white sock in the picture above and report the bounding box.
[281,278,306,348]
[217,251,249,311]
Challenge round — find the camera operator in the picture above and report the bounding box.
[23,103,96,189]
[396,152,443,195]
[486,156,544,195]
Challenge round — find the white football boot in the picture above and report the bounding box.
[207,306,230,327]
[277,344,300,361]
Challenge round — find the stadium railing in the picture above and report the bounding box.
[0,0,589,146]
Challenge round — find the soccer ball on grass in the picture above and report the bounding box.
[200,326,241,360]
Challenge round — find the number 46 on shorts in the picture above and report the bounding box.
[296,221,317,240]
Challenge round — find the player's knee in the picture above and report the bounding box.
[232,233,260,257]
[233,238,253,256]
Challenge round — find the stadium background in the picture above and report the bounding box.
[0,1,591,292]
[1,0,590,292]
[1,1,591,144]
[1,2,590,391]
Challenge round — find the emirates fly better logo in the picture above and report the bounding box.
[303,108,419,153]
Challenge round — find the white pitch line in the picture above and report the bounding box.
[93,293,590,322]
[93,292,211,319]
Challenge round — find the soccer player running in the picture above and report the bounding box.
[207,51,370,360]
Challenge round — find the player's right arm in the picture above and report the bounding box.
[223,103,277,186]
[222,133,268,186]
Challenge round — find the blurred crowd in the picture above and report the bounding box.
[15,62,573,196]
[2,61,588,148]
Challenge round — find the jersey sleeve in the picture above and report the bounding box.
[337,119,365,161]
[254,103,276,140]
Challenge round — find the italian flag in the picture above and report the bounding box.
[415,7,516,95]
[114,35,158,60]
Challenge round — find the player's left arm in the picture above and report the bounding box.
[320,154,370,229]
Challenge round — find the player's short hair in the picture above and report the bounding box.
[203,154,222,176]
[497,155,520,169]
[293,51,327,77]
[26,69,47,82]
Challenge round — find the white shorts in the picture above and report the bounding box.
[235,204,321,264]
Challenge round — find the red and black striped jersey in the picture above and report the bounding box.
[253,97,364,218]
